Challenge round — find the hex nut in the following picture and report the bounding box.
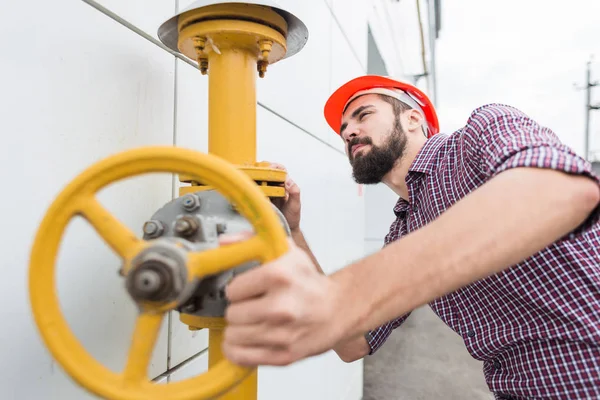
[181,194,201,212]
[128,249,186,302]
[143,220,164,238]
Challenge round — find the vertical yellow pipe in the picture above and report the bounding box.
[209,329,258,399]
[208,48,257,166]
[206,46,259,399]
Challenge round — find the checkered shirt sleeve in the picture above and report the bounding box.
[365,312,411,354]
[463,104,600,232]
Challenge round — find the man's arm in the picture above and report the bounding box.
[222,108,600,367]
[332,167,600,338]
[291,228,370,362]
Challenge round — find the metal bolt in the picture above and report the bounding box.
[199,59,208,75]
[216,222,227,234]
[181,194,200,212]
[174,216,199,237]
[259,40,272,59]
[134,270,162,294]
[257,40,272,78]
[257,60,268,78]
[193,36,206,52]
[143,220,164,238]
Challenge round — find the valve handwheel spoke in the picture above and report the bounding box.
[189,235,266,278]
[28,146,289,400]
[123,312,165,384]
[78,196,144,260]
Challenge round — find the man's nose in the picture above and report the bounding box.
[342,125,359,142]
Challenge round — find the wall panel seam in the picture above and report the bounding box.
[152,347,208,381]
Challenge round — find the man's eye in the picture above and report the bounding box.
[359,112,370,120]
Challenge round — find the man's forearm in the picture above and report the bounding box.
[291,228,325,274]
[291,228,370,361]
[332,168,600,338]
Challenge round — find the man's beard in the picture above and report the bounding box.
[348,118,407,184]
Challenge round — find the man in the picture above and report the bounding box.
[220,75,600,399]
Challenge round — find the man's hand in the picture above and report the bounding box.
[219,231,344,367]
[269,163,301,232]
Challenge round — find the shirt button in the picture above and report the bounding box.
[493,360,501,369]
[467,330,475,338]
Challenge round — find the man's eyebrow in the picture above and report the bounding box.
[339,104,374,135]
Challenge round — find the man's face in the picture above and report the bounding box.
[339,94,407,184]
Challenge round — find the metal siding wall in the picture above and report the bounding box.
[0,0,371,398]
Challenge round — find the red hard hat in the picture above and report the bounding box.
[324,75,440,138]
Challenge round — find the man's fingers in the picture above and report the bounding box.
[224,323,292,347]
[226,281,299,325]
[225,260,284,302]
[285,177,300,197]
[224,296,271,325]
[223,344,295,367]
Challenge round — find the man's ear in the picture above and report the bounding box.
[404,109,425,135]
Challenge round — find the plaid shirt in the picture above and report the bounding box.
[365,104,600,399]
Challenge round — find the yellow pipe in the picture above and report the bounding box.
[175,8,290,400]
[209,329,258,399]
[206,48,258,398]
[208,47,257,166]
[181,22,265,400]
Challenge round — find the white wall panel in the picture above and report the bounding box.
[173,60,209,152]
[168,352,209,382]
[364,182,399,256]
[365,183,399,239]
[368,0,430,79]
[0,0,175,398]
[330,0,369,69]
[256,0,334,144]
[329,21,366,152]
[168,55,211,366]
[169,313,209,367]
[93,0,177,41]
[259,353,362,400]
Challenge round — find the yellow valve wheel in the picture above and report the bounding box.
[28,146,289,400]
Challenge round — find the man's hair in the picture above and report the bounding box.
[377,94,425,136]
[377,94,412,116]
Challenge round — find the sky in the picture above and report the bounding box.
[433,0,600,160]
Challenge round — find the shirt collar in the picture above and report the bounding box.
[392,133,448,217]
[407,133,448,175]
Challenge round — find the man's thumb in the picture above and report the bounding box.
[286,178,300,196]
